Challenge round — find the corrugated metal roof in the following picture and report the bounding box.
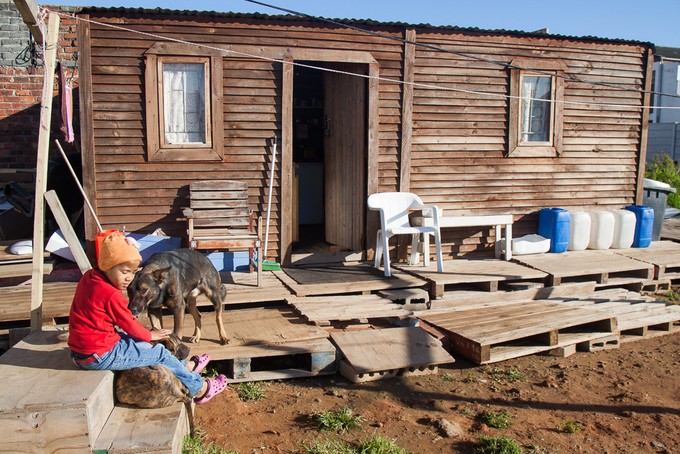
[76,6,653,47]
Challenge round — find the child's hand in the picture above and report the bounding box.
[150,329,172,341]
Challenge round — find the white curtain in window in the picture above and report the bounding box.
[163,63,206,144]
[521,75,552,143]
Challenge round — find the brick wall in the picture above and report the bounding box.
[0,1,80,171]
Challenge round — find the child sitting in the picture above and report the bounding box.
[68,230,227,404]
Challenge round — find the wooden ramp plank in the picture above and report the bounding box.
[512,249,653,286]
[331,327,455,382]
[613,240,680,280]
[287,294,412,326]
[395,259,547,298]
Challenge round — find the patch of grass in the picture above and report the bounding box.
[316,407,365,433]
[663,287,680,304]
[301,437,356,454]
[484,366,524,383]
[475,435,524,454]
[441,373,455,382]
[236,382,266,402]
[557,420,584,434]
[356,434,409,453]
[481,410,516,429]
[464,371,477,383]
[182,432,238,454]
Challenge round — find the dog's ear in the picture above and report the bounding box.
[151,266,172,284]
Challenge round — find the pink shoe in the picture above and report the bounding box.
[190,354,210,374]
[194,374,228,405]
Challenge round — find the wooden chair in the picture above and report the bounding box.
[183,180,262,287]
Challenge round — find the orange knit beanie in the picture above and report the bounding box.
[98,230,142,271]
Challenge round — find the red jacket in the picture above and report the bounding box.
[68,269,151,356]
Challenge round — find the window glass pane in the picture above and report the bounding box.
[520,75,552,143]
[163,63,206,144]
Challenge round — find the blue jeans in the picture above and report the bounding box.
[71,333,204,397]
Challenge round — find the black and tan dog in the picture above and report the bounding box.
[114,333,191,409]
[127,248,229,345]
[114,333,196,435]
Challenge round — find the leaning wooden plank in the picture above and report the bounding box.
[30,12,60,332]
[44,190,92,274]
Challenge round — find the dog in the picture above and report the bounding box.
[127,248,229,345]
[114,333,195,435]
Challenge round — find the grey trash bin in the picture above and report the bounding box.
[643,178,676,241]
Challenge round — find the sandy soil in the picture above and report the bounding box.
[193,329,679,453]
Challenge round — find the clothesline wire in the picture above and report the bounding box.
[246,0,680,100]
[48,8,680,111]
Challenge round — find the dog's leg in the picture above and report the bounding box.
[169,297,186,342]
[212,283,229,345]
[187,288,202,344]
[148,306,163,331]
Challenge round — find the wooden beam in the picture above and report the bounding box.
[44,190,92,274]
[636,46,654,205]
[12,0,44,43]
[366,62,380,261]
[30,11,59,333]
[281,59,293,265]
[399,29,416,192]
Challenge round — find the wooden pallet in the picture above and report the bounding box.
[613,240,680,280]
[394,259,547,299]
[273,264,426,297]
[152,306,336,382]
[418,300,617,364]
[512,249,654,287]
[331,327,455,383]
[286,294,412,326]
[556,297,680,342]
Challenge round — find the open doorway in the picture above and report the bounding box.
[291,62,367,263]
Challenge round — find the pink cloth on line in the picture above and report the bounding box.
[60,63,74,143]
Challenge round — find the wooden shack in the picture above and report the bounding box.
[75,7,653,265]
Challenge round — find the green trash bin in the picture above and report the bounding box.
[642,178,676,241]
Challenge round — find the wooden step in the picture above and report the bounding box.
[287,294,412,326]
[93,402,191,454]
[0,327,114,452]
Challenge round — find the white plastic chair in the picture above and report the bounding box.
[367,192,444,277]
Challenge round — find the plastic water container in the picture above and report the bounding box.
[568,211,591,251]
[626,205,654,248]
[511,234,551,255]
[588,211,615,250]
[538,208,570,253]
[611,209,636,249]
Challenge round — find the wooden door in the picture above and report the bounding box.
[323,64,367,251]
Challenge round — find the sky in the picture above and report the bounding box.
[57,0,680,48]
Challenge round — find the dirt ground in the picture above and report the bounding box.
[194,327,679,453]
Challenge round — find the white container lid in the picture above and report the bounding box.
[644,178,676,193]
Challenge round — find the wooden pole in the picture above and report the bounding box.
[44,190,92,274]
[30,12,60,333]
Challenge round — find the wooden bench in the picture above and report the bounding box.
[413,214,514,261]
[183,180,263,287]
[0,327,189,453]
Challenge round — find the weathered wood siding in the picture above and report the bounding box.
[80,12,405,261]
[409,31,649,256]
[78,10,650,260]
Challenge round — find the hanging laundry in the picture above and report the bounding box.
[60,63,74,143]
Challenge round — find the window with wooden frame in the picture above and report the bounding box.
[508,59,566,157]
[145,43,224,161]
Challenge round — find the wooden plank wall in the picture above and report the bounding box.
[410,32,647,256]
[80,11,649,260]
[82,14,405,261]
